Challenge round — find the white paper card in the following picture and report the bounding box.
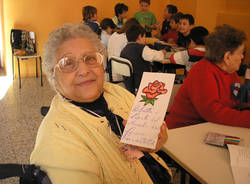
[228,144,250,184]
[121,72,175,149]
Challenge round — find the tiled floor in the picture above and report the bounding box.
[0,77,55,184]
[0,77,182,184]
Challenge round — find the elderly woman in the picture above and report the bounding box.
[30,23,171,184]
[166,24,250,129]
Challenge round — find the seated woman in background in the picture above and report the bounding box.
[30,23,172,184]
[166,24,250,129]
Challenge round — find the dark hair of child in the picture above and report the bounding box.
[139,0,150,5]
[114,3,128,17]
[100,18,116,30]
[126,24,146,42]
[169,14,181,24]
[189,26,209,45]
[119,18,140,33]
[82,6,97,22]
[180,14,195,25]
[166,5,178,14]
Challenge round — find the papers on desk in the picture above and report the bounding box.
[228,145,250,184]
[121,72,175,149]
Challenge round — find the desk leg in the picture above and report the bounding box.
[40,56,43,87]
[17,58,21,88]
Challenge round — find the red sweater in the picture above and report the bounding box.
[166,58,250,129]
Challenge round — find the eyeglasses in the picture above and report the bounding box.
[56,52,103,73]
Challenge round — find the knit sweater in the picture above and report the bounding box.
[30,82,171,184]
[166,59,250,129]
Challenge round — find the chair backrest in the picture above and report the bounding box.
[107,56,135,93]
[10,29,37,56]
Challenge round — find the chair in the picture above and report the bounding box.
[0,164,52,184]
[11,29,43,88]
[107,56,135,94]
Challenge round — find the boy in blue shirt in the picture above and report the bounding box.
[82,6,101,35]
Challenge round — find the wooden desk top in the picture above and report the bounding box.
[162,123,250,184]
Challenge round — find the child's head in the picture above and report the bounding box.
[169,14,180,30]
[178,14,194,36]
[139,0,150,13]
[115,3,128,19]
[189,26,209,49]
[82,6,97,22]
[119,18,140,33]
[100,18,116,35]
[126,24,146,44]
[164,4,178,20]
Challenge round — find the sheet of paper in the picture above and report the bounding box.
[120,72,175,149]
[227,144,250,184]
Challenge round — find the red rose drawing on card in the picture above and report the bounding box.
[140,80,168,106]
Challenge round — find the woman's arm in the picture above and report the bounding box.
[189,71,250,127]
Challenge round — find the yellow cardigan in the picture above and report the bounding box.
[30,82,171,184]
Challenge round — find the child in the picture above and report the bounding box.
[82,6,101,35]
[120,24,167,92]
[161,14,180,44]
[176,14,194,48]
[112,3,128,30]
[134,0,157,37]
[100,18,116,47]
[161,4,178,36]
[108,18,140,58]
[170,26,208,72]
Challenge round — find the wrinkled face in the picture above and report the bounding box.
[224,44,245,73]
[178,19,192,36]
[170,19,178,30]
[54,38,104,102]
[140,2,149,12]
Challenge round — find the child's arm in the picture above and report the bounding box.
[142,46,170,63]
[169,50,189,65]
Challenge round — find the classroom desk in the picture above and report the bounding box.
[162,122,250,184]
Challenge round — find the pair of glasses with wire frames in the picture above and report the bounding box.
[56,52,103,73]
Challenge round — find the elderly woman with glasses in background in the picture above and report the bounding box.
[166,24,250,129]
[30,23,172,184]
